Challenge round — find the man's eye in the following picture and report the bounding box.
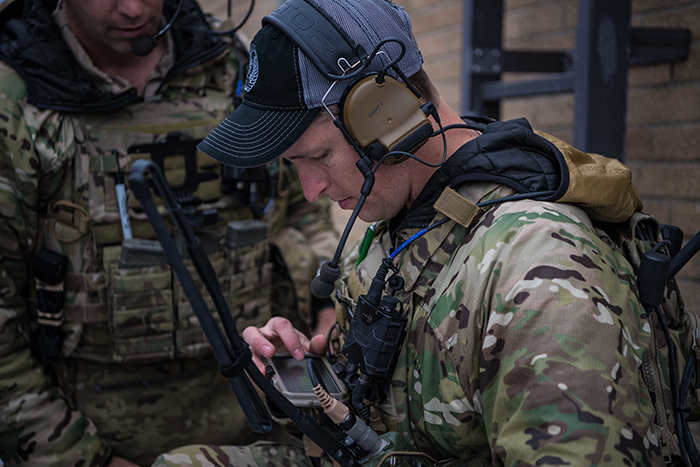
[313,151,330,161]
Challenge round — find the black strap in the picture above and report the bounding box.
[263,0,364,78]
[218,346,253,378]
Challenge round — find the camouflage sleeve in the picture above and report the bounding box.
[282,164,339,262]
[470,201,661,466]
[0,69,111,466]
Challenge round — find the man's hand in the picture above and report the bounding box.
[242,317,327,374]
[107,457,141,467]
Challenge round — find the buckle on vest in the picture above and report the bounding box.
[48,201,90,243]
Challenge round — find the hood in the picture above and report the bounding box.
[0,0,228,112]
[397,117,642,230]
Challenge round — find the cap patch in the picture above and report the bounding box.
[245,45,259,92]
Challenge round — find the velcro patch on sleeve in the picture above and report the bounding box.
[433,187,483,228]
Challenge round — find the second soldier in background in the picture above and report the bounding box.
[0,0,338,466]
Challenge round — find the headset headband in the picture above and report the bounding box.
[263,0,367,78]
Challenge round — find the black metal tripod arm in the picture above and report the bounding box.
[669,229,700,281]
[129,160,273,434]
[129,160,360,466]
[185,239,248,353]
[128,161,233,360]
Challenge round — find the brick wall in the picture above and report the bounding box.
[500,0,700,303]
[200,0,700,300]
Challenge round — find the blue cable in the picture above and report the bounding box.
[390,218,448,259]
[388,191,556,260]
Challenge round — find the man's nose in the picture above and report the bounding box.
[118,0,146,18]
[297,166,330,203]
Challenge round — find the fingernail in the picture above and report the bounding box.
[262,345,273,357]
[293,348,304,360]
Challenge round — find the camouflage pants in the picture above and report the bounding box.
[150,441,314,467]
[55,355,261,466]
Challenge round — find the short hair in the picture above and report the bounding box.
[409,68,438,104]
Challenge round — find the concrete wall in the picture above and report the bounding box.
[200,0,700,299]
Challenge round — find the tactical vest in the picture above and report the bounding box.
[33,59,315,364]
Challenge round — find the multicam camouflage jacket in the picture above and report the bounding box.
[334,119,688,466]
[0,0,337,465]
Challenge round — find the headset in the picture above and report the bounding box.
[132,0,256,57]
[262,0,450,305]
[264,0,435,166]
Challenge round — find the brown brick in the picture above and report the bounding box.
[504,3,569,41]
[423,56,461,82]
[501,93,574,127]
[639,199,672,225]
[562,0,578,29]
[415,25,463,58]
[537,94,574,128]
[670,201,700,239]
[501,98,536,123]
[673,42,700,83]
[675,251,700,282]
[409,1,462,35]
[395,0,449,12]
[627,85,700,125]
[650,124,700,162]
[627,123,700,162]
[632,0,676,14]
[628,162,700,199]
[505,30,576,49]
[628,63,672,87]
[505,0,556,9]
[633,5,700,42]
[625,126,654,161]
[538,127,573,145]
[677,278,700,301]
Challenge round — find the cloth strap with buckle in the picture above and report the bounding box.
[48,200,90,243]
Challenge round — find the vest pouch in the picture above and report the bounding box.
[227,240,273,331]
[109,263,175,362]
[175,249,231,357]
[61,271,108,360]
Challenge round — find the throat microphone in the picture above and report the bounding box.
[131,0,184,57]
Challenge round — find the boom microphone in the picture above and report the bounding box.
[311,156,375,298]
[132,35,160,57]
[311,261,341,298]
[131,0,184,57]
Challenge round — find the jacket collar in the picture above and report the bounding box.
[389,117,568,294]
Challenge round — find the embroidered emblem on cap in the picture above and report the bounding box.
[245,46,259,92]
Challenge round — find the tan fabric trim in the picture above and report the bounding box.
[36,281,64,292]
[37,310,64,326]
[433,187,484,229]
[47,200,91,243]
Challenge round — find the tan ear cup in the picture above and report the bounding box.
[341,75,433,165]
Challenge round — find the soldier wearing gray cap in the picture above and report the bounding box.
[154,0,695,466]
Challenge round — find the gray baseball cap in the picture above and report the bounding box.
[197,0,424,167]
